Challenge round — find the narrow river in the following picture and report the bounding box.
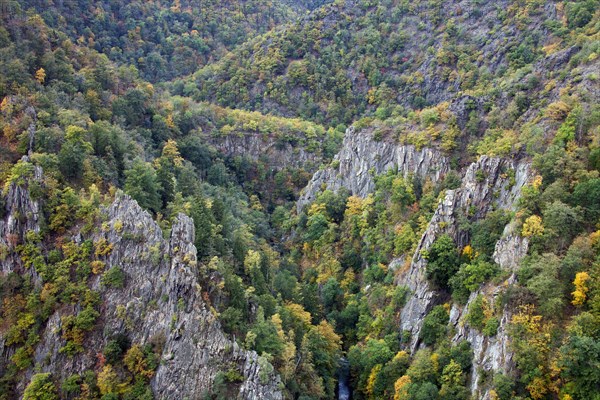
[337,357,350,400]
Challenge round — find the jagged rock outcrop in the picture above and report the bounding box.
[297,127,450,211]
[0,156,42,275]
[397,156,531,348]
[448,222,529,399]
[491,222,530,273]
[95,195,281,399]
[392,156,531,398]
[0,188,282,399]
[449,284,515,400]
[205,132,322,170]
[296,125,533,397]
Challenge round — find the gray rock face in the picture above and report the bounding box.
[449,223,529,399]
[492,222,530,273]
[205,132,322,170]
[395,157,531,397]
[0,188,282,399]
[449,284,515,400]
[297,127,450,211]
[0,156,42,275]
[398,156,531,348]
[299,131,533,395]
[296,125,533,398]
[96,195,281,399]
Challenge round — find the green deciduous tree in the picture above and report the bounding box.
[450,260,499,304]
[559,335,600,398]
[425,234,460,290]
[572,178,600,224]
[58,126,93,180]
[124,159,162,213]
[519,253,565,318]
[420,305,449,346]
[439,359,468,400]
[23,373,58,400]
[543,201,581,250]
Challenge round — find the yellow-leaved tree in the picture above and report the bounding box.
[35,68,46,84]
[571,272,590,306]
[522,215,544,237]
[366,364,382,397]
[394,375,411,400]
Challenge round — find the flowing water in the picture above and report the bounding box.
[337,357,350,400]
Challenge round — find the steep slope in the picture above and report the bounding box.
[0,10,346,398]
[0,168,282,399]
[395,155,532,399]
[297,125,533,397]
[196,103,340,171]
[19,0,301,81]
[92,194,281,399]
[397,156,531,349]
[1,0,599,399]
[449,223,529,399]
[0,158,43,276]
[190,0,599,124]
[294,97,598,397]
[297,126,451,211]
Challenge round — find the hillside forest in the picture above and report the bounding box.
[0,1,600,400]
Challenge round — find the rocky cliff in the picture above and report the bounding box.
[0,172,282,399]
[397,156,531,345]
[396,156,531,397]
[0,156,42,276]
[298,127,533,398]
[297,127,451,211]
[205,132,323,171]
[449,222,529,399]
[91,195,281,400]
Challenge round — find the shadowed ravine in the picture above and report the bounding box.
[337,358,350,400]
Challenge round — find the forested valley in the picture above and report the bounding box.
[0,1,599,399]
